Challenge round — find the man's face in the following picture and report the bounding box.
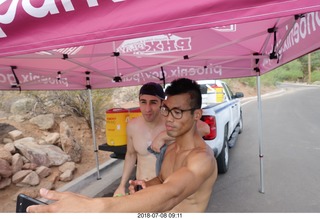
[162,93,196,138]
[139,94,162,122]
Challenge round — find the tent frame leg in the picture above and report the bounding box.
[256,75,265,194]
[88,88,101,180]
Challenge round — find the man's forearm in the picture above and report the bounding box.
[119,153,137,186]
[145,176,163,187]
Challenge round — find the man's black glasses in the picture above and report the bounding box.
[160,105,196,119]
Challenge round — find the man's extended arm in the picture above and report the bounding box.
[27,147,215,213]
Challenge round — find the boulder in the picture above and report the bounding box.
[0,158,12,178]
[10,98,36,115]
[29,114,55,130]
[59,121,82,163]
[14,137,70,167]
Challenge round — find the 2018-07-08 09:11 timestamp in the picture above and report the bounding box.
[137,213,183,218]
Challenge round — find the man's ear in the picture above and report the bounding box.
[194,109,202,120]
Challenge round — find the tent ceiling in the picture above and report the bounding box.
[0,1,320,90]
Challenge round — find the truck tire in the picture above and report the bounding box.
[216,126,229,174]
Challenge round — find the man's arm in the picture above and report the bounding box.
[197,119,210,136]
[27,148,216,213]
[113,122,137,196]
[150,130,174,152]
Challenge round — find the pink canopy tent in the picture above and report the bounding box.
[1,12,320,90]
[1,0,320,192]
[0,0,320,90]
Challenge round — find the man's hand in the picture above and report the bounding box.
[113,186,127,197]
[27,188,97,213]
[128,180,147,195]
[150,134,166,153]
[150,130,174,153]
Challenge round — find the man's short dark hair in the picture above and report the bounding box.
[165,78,202,109]
[139,82,165,100]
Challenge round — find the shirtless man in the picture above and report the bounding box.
[113,82,166,196]
[28,78,217,213]
[114,82,209,196]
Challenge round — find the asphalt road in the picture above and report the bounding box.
[207,84,320,212]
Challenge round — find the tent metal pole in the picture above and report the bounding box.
[88,88,101,180]
[256,75,265,193]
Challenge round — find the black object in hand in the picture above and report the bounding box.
[16,193,47,213]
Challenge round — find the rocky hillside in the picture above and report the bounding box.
[0,92,114,212]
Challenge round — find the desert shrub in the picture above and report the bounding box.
[49,89,114,128]
[311,70,320,82]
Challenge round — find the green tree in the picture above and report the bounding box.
[298,50,320,81]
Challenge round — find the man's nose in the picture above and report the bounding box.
[145,103,152,111]
[166,111,174,122]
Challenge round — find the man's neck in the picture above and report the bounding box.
[174,125,198,151]
[145,114,164,129]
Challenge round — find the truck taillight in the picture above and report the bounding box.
[201,115,217,140]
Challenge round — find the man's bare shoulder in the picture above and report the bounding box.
[186,142,216,172]
[127,116,144,129]
[127,116,151,140]
[191,143,214,159]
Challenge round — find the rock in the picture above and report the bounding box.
[11,153,24,174]
[37,172,59,190]
[8,130,23,141]
[37,139,46,145]
[12,170,32,184]
[0,177,11,189]
[29,114,55,130]
[3,138,13,144]
[0,158,12,178]
[0,148,12,163]
[58,161,76,173]
[14,137,70,167]
[22,163,38,170]
[4,142,15,154]
[44,132,60,145]
[36,166,51,178]
[10,98,36,115]
[18,171,40,186]
[21,156,29,164]
[59,121,82,163]
[59,169,74,182]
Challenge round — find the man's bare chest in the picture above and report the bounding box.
[160,150,189,178]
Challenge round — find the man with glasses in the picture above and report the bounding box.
[28,78,217,212]
[114,82,209,197]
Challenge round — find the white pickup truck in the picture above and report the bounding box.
[100,79,243,174]
[198,80,243,174]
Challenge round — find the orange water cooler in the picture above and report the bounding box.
[105,108,129,146]
[128,107,142,121]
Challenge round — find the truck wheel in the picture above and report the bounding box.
[217,128,229,174]
[238,113,243,134]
